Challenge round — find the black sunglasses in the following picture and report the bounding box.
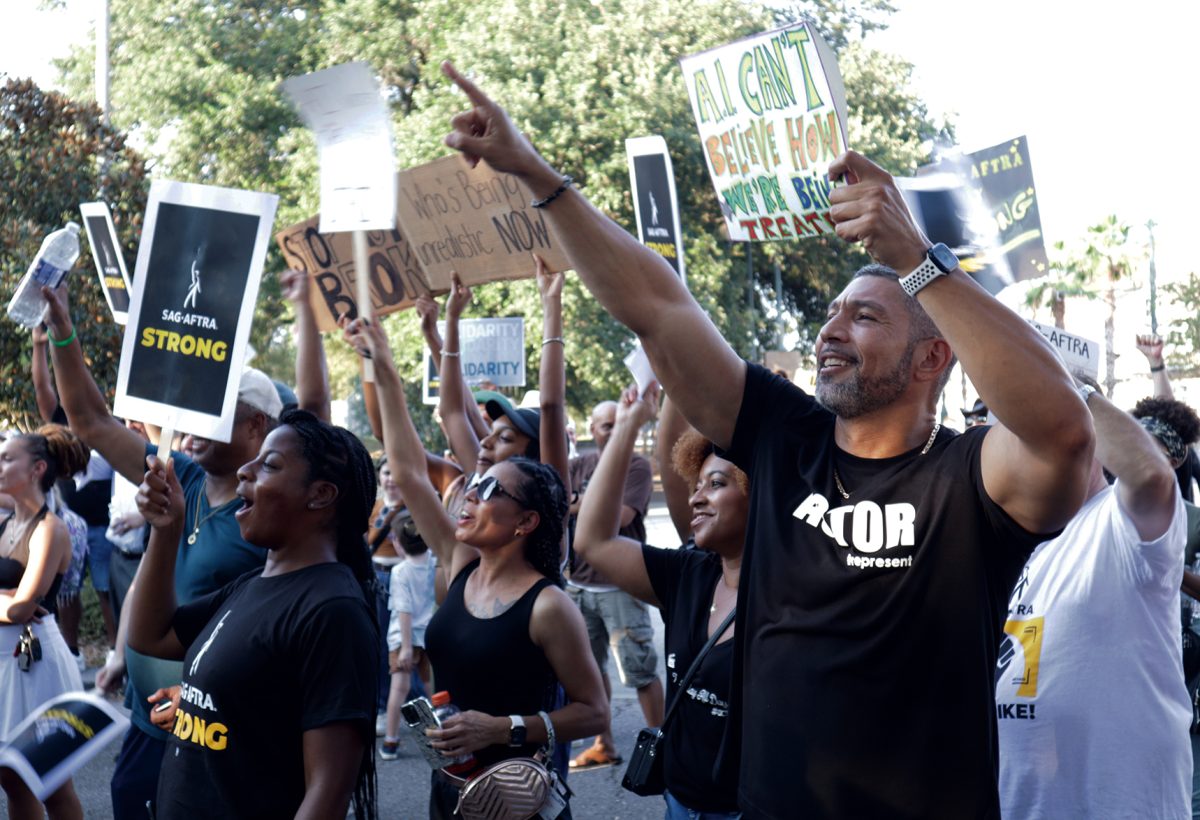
[475,475,526,507]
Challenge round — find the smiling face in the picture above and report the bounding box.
[476,416,532,475]
[815,276,920,420]
[454,461,537,549]
[235,426,334,549]
[689,452,748,557]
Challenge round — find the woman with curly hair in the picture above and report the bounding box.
[0,425,89,820]
[574,387,749,819]
[126,410,380,820]
[345,315,606,820]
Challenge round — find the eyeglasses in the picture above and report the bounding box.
[475,475,526,507]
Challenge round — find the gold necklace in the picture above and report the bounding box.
[187,480,238,545]
[832,423,942,501]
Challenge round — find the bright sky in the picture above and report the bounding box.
[4,0,1199,279]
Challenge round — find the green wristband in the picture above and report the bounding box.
[48,327,76,348]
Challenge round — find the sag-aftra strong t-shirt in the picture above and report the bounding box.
[723,364,1044,820]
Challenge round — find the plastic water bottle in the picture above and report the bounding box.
[7,223,82,328]
[431,690,477,774]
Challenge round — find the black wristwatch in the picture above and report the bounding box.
[508,715,526,747]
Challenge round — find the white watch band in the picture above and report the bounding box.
[898,256,944,297]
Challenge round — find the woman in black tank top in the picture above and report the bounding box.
[0,426,89,819]
[349,319,607,820]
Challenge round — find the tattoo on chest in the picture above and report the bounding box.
[467,595,516,618]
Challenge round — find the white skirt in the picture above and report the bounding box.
[0,617,84,742]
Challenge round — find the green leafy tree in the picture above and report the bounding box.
[1078,216,1139,396]
[1023,240,1096,330]
[0,78,148,430]
[1163,272,1200,376]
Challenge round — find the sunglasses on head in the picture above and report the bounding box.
[475,475,526,507]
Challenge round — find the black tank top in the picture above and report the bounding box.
[425,559,559,766]
[0,507,63,616]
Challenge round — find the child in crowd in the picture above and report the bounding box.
[380,514,437,760]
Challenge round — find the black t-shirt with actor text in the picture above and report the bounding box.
[156,563,377,820]
[723,364,1042,819]
[642,544,738,813]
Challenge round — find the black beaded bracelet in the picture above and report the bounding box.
[1151,364,1165,372]
[531,175,574,209]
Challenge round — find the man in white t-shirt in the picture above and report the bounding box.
[998,384,1192,818]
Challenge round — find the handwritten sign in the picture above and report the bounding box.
[275,217,437,332]
[1030,320,1099,381]
[280,62,396,233]
[680,22,848,243]
[393,156,570,287]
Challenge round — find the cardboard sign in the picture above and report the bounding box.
[115,180,278,442]
[280,62,396,233]
[79,202,133,323]
[421,317,526,405]
[278,156,573,331]
[0,693,128,801]
[275,220,437,332]
[626,136,686,283]
[1029,320,1099,381]
[680,22,848,242]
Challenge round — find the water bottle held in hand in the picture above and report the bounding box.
[8,223,81,328]
[431,690,477,774]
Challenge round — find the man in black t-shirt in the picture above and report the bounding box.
[438,68,1096,819]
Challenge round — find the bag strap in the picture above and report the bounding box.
[660,606,736,732]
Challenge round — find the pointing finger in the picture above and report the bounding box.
[442,61,494,110]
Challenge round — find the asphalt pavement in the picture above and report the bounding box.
[3,503,682,820]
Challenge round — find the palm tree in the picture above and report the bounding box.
[1023,241,1095,330]
[1078,216,1140,396]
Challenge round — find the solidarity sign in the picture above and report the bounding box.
[115,180,278,442]
[680,22,848,243]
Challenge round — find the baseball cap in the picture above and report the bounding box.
[474,390,513,418]
[961,398,987,418]
[238,368,283,420]
[485,400,540,442]
[272,379,299,413]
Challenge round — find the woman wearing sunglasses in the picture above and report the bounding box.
[344,316,606,820]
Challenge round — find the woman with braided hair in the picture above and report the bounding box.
[126,409,379,820]
[344,316,606,820]
[0,425,88,820]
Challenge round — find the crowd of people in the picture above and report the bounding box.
[2,59,1200,820]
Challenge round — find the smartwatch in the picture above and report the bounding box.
[508,714,527,747]
[898,243,958,297]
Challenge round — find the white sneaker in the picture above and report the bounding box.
[375,713,386,738]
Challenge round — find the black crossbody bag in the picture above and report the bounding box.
[622,606,736,796]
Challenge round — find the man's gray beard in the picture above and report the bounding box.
[815,345,915,419]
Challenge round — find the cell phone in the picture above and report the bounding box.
[154,701,173,713]
[401,696,446,770]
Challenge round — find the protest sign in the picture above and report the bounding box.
[79,202,133,323]
[626,136,686,283]
[421,317,526,405]
[280,62,396,234]
[680,22,848,243]
[1029,319,1099,381]
[965,136,1049,283]
[275,219,437,332]
[115,180,278,442]
[394,156,571,287]
[624,343,658,398]
[0,693,128,801]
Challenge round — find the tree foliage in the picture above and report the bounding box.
[54,0,946,418]
[0,78,148,429]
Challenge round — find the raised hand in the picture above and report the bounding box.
[136,456,184,531]
[534,254,563,302]
[616,382,660,430]
[446,273,473,320]
[828,151,930,276]
[40,284,72,341]
[415,294,440,337]
[279,268,310,305]
[32,324,48,346]
[341,315,395,369]
[1135,333,1165,366]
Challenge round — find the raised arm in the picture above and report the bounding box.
[1136,333,1174,400]
[126,456,187,659]
[31,325,58,423]
[441,62,744,449]
[343,317,476,581]
[536,257,569,486]
[658,393,695,544]
[281,269,331,421]
[1088,389,1178,540]
[0,517,69,624]
[438,276,483,472]
[827,151,1094,534]
[575,385,659,605]
[42,284,151,484]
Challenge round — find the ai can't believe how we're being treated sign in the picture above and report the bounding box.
[680,22,848,243]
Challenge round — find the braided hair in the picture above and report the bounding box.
[277,409,378,820]
[24,425,90,493]
[507,457,568,586]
